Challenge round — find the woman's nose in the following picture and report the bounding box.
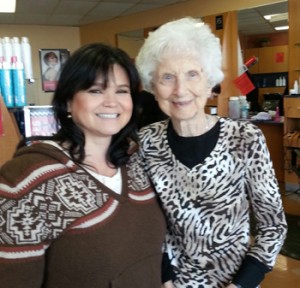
[103,92,117,106]
[173,77,187,97]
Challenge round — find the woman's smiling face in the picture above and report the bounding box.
[68,64,133,142]
[153,55,210,122]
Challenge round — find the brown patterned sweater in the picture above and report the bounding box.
[0,143,166,288]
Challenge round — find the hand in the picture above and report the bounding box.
[161,280,175,288]
[226,284,238,288]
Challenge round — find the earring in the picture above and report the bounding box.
[67,113,72,118]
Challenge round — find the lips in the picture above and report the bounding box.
[172,100,192,107]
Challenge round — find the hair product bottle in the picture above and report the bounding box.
[0,56,14,108]
[11,56,26,107]
[21,37,34,81]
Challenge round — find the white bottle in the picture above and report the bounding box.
[2,37,12,66]
[0,38,3,59]
[11,37,22,64]
[293,80,299,94]
[229,96,240,120]
[21,37,33,80]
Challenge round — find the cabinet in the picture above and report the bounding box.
[283,97,300,191]
[244,45,288,74]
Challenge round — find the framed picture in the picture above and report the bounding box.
[39,49,70,92]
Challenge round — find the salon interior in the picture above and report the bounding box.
[0,0,299,286]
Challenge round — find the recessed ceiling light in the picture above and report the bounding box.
[274,25,289,31]
[0,0,16,13]
[264,14,277,20]
[264,12,288,22]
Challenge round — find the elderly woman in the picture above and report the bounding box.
[136,17,287,288]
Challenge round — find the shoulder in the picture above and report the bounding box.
[0,142,76,198]
[126,151,156,201]
[126,150,148,184]
[220,117,263,138]
[138,120,169,142]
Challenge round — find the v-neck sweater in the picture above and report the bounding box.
[0,143,166,288]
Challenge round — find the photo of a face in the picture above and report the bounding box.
[40,49,70,92]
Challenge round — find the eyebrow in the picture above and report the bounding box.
[92,82,130,88]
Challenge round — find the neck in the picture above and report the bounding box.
[83,138,116,176]
[172,114,215,137]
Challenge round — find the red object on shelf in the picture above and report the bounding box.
[233,72,255,95]
[244,56,258,68]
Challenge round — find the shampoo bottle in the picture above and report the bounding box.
[21,37,33,81]
[11,56,26,107]
[11,37,22,63]
[2,37,12,67]
[0,56,14,108]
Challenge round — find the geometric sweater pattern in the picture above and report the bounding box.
[0,143,166,288]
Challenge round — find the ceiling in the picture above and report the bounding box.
[0,0,190,26]
[237,1,288,35]
[0,0,288,36]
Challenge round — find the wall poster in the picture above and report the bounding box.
[39,49,70,92]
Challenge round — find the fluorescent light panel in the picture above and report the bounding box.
[274,25,289,31]
[264,12,288,22]
[0,0,16,13]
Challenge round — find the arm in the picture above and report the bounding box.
[0,156,50,287]
[245,126,287,264]
[0,194,48,287]
[232,124,287,288]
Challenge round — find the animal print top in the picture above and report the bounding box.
[138,117,287,288]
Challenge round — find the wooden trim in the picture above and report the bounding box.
[220,11,240,116]
[0,97,21,166]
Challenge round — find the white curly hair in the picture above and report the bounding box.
[135,17,224,94]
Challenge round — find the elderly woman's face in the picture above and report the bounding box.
[152,55,210,121]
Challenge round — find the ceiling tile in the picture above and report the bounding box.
[47,14,84,26]
[122,3,165,16]
[54,1,97,15]
[87,2,134,17]
[16,0,59,14]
